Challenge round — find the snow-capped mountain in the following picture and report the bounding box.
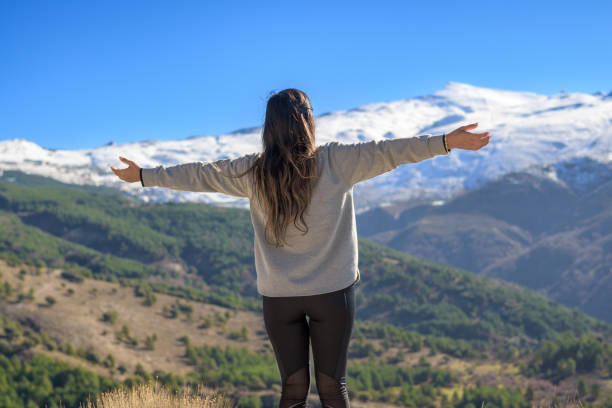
[1,82,611,211]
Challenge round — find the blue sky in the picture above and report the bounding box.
[1,0,611,150]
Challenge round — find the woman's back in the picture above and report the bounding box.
[141,133,449,297]
[249,141,359,297]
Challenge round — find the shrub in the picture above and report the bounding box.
[349,339,381,358]
[64,342,75,356]
[176,300,194,319]
[145,334,157,350]
[119,324,130,339]
[103,354,116,369]
[2,281,13,297]
[17,288,35,302]
[61,270,84,283]
[163,305,179,319]
[236,395,262,408]
[199,316,213,329]
[143,291,157,306]
[102,310,119,325]
[83,346,101,364]
[524,384,534,401]
[134,363,152,381]
[589,383,601,399]
[41,332,57,350]
[240,326,248,341]
[227,330,243,341]
[4,323,23,341]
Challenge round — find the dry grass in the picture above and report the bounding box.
[0,260,270,379]
[79,381,234,408]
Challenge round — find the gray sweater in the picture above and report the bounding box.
[141,134,449,297]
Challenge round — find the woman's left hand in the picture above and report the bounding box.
[110,156,141,183]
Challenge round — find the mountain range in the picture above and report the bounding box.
[1,82,611,211]
[356,156,612,323]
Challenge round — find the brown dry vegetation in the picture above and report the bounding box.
[80,381,232,408]
[0,259,270,380]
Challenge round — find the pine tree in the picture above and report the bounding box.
[577,379,586,398]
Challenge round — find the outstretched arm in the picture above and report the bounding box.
[327,122,491,186]
[110,155,256,198]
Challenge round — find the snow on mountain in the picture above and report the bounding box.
[1,82,611,210]
[522,156,612,193]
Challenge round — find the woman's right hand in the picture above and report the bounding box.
[446,123,491,151]
[110,156,142,183]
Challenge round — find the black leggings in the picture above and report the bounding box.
[262,279,357,408]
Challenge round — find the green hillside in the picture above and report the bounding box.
[1,171,612,407]
[1,175,610,344]
[356,162,612,324]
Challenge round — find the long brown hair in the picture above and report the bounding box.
[247,89,319,247]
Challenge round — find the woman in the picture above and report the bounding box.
[110,89,490,408]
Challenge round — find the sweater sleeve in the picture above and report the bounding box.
[140,153,258,198]
[326,134,449,186]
